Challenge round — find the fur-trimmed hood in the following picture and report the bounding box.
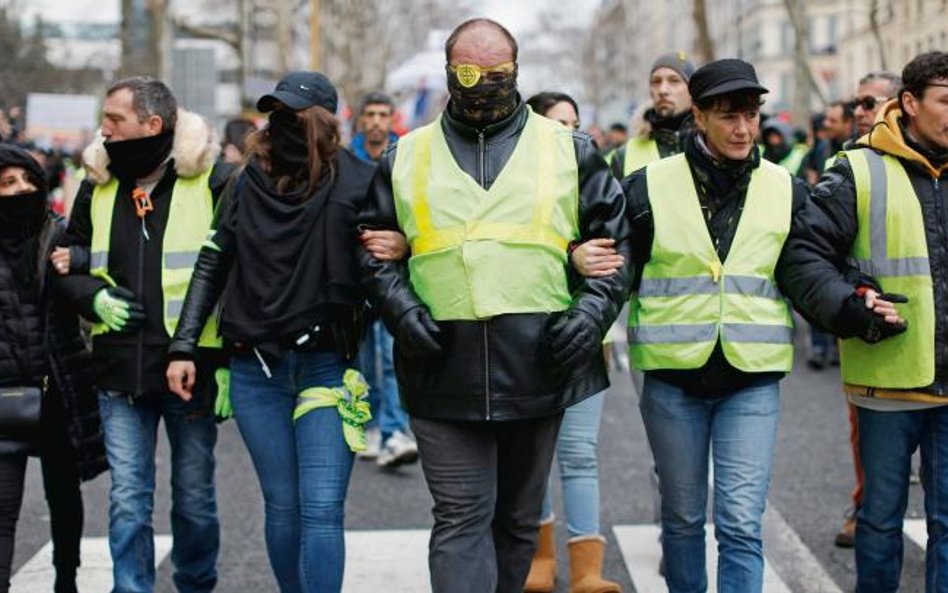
[82,109,220,186]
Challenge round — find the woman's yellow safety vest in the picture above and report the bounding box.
[89,169,221,347]
[391,110,580,321]
[839,149,935,388]
[629,154,794,372]
[622,137,662,177]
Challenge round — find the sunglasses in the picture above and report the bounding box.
[849,96,890,111]
[447,62,516,88]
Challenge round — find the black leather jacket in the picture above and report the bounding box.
[357,102,632,421]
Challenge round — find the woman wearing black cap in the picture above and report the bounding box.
[0,144,107,593]
[165,72,375,593]
[576,60,811,592]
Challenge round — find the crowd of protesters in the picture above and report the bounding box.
[1,15,948,593]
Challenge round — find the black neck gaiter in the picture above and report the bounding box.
[0,191,46,238]
[104,132,174,183]
[446,65,519,129]
[268,110,309,178]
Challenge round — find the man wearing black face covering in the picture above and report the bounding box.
[57,77,228,593]
[357,18,631,593]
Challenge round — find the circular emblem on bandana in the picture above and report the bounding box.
[455,64,481,88]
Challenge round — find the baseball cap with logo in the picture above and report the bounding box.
[256,71,338,113]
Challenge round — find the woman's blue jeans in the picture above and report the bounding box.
[639,375,780,593]
[230,350,354,593]
[540,391,606,537]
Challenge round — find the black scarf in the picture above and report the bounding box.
[645,108,694,155]
[105,132,174,182]
[221,152,363,343]
[0,192,46,287]
[686,132,759,217]
[268,110,309,178]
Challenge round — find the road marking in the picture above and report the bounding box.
[613,523,793,593]
[11,535,173,593]
[904,518,927,550]
[344,529,430,593]
[761,505,844,593]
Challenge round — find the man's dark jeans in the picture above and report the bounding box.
[411,413,562,593]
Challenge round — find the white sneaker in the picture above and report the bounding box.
[377,430,419,468]
[357,427,382,460]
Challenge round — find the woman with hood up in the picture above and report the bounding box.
[0,144,107,593]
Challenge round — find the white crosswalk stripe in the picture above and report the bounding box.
[10,535,172,593]
[10,519,932,592]
[343,529,430,592]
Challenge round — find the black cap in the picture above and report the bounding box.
[257,71,338,113]
[688,59,769,102]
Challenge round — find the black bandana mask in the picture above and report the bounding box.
[446,64,519,128]
[268,110,309,176]
[0,191,46,235]
[104,132,174,182]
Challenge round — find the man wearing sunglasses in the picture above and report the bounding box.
[778,51,948,591]
[850,71,903,140]
[356,18,630,593]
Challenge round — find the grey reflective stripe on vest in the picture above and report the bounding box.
[638,275,781,300]
[166,299,184,319]
[724,276,782,300]
[721,323,793,344]
[165,251,200,270]
[639,277,718,297]
[630,322,791,344]
[860,150,932,277]
[90,251,108,270]
[629,323,718,344]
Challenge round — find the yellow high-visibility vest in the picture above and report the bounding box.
[89,169,221,347]
[620,137,661,177]
[838,148,935,388]
[629,154,794,372]
[391,110,580,320]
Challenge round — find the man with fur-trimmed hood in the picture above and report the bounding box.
[58,77,226,593]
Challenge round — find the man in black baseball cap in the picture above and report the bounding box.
[256,71,338,113]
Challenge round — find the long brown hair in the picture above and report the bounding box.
[246,104,340,195]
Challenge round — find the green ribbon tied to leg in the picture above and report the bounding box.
[293,369,372,452]
[214,368,232,420]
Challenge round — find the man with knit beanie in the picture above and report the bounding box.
[610,51,696,179]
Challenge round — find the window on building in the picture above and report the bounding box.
[827,15,838,50]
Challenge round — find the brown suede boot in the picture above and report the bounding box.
[524,518,557,592]
[567,536,621,593]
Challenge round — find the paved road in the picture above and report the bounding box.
[10,335,926,592]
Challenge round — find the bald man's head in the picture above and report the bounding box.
[445,18,518,67]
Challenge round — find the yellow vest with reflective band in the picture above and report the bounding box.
[839,149,935,388]
[89,169,221,347]
[391,110,580,321]
[629,154,794,372]
[621,137,661,177]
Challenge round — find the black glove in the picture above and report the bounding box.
[548,309,602,368]
[837,293,908,343]
[395,306,442,358]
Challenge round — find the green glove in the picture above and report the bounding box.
[92,287,145,332]
[214,368,232,420]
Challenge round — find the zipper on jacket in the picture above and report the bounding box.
[136,216,146,398]
[483,319,491,420]
[477,131,491,420]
